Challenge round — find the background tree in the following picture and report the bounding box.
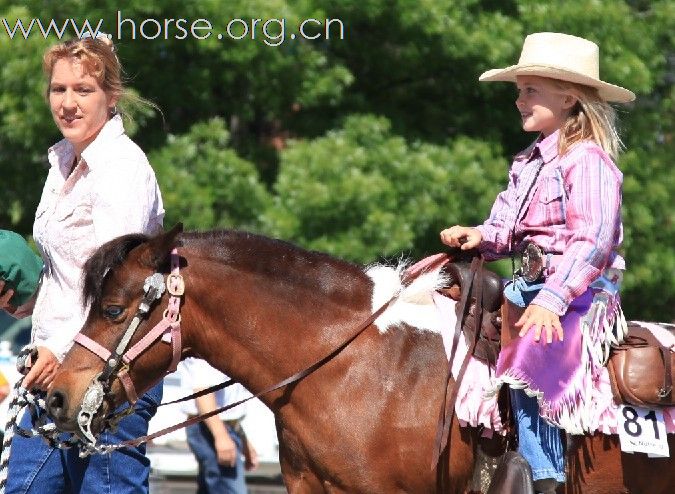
[0,0,672,319]
[150,118,272,230]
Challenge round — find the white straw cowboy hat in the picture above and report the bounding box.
[479,32,635,103]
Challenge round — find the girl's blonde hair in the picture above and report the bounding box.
[550,79,623,159]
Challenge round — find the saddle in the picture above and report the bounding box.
[607,322,675,407]
[440,260,503,365]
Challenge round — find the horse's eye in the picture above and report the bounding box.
[103,305,125,319]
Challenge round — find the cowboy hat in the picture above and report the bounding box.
[479,32,635,103]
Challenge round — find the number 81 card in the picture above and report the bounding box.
[618,405,670,457]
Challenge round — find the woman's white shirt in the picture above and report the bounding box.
[32,115,164,361]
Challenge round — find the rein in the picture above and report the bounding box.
[432,256,486,472]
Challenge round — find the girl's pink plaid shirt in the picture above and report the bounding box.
[476,130,624,316]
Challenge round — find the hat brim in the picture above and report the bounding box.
[479,64,635,103]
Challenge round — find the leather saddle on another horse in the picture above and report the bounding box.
[608,322,675,408]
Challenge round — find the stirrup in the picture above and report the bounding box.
[486,451,535,494]
[533,477,559,494]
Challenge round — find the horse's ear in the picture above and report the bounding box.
[140,223,183,270]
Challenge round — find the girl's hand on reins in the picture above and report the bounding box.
[22,346,60,391]
[440,226,482,250]
[516,304,563,344]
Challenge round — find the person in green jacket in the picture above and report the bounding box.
[0,230,43,316]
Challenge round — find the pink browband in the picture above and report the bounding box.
[74,249,184,404]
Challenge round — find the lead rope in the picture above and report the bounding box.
[0,344,36,493]
[0,346,83,493]
[0,380,23,493]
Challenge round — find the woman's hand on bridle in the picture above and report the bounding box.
[440,226,482,250]
[22,346,60,391]
[515,304,563,344]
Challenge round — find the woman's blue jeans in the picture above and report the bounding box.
[5,382,162,494]
[186,421,247,494]
[512,388,566,483]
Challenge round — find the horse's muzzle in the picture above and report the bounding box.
[46,388,75,431]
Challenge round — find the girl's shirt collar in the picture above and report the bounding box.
[535,129,560,164]
[515,129,561,164]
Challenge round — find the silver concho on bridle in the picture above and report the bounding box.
[76,272,166,447]
[77,378,105,445]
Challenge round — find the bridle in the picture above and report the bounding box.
[72,249,184,444]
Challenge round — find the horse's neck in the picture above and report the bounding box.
[180,247,374,402]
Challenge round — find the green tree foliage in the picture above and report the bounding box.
[0,0,672,318]
[266,114,505,261]
[150,118,271,231]
[0,6,54,229]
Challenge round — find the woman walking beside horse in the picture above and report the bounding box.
[5,33,164,494]
[442,32,635,493]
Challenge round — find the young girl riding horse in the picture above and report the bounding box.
[441,32,634,493]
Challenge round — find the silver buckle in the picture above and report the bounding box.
[519,243,545,283]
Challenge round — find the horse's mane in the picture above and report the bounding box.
[180,230,369,297]
[82,229,369,307]
[83,233,149,308]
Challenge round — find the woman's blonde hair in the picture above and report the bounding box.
[550,79,624,159]
[43,37,122,109]
[42,37,157,119]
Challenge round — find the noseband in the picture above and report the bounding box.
[72,249,184,444]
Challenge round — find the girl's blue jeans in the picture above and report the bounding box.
[5,382,162,494]
[512,388,566,483]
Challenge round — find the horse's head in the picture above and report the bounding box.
[47,224,183,443]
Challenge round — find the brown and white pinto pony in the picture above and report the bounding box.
[47,226,674,493]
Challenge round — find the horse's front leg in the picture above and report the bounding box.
[280,457,327,494]
[277,427,325,493]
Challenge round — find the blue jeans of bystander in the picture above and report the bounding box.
[186,421,247,494]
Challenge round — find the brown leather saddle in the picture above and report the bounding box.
[439,259,504,365]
